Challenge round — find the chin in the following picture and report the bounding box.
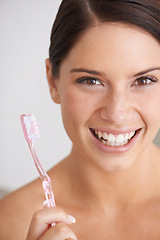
[98,158,134,173]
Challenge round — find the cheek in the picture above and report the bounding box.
[139,91,160,132]
[60,89,97,136]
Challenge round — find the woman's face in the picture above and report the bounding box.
[47,23,160,172]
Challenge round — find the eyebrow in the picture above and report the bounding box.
[70,67,160,77]
[70,68,104,76]
[134,67,160,77]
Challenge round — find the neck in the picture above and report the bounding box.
[66,144,160,210]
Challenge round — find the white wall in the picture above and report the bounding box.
[1,0,160,193]
[0,0,71,192]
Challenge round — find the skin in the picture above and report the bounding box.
[1,23,160,239]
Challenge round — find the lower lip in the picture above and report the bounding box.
[90,129,141,154]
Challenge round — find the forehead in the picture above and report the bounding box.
[60,23,160,76]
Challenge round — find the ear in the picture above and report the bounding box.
[45,58,60,104]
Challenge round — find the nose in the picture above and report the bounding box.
[99,89,132,124]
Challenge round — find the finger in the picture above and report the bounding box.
[43,201,76,224]
[26,208,76,240]
[40,223,77,240]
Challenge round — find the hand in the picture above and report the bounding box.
[26,206,77,240]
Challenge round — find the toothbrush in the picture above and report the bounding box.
[20,114,56,211]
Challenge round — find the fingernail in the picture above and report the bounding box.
[68,215,76,223]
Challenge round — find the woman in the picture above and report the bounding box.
[0,0,160,239]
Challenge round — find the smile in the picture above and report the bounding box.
[90,129,137,147]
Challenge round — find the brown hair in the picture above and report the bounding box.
[49,0,160,77]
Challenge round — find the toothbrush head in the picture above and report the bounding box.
[20,114,40,144]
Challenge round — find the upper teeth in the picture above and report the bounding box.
[95,130,135,144]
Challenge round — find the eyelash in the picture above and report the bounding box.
[132,75,158,87]
[76,75,158,87]
[76,77,103,86]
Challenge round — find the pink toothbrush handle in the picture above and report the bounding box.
[43,180,56,208]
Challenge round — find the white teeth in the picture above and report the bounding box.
[111,142,115,146]
[108,134,116,143]
[129,132,135,139]
[115,134,124,143]
[116,142,121,146]
[94,129,136,146]
[124,133,129,141]
[102,132,108,140]
[98,131,102,138]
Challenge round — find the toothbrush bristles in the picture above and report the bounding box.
[21,114,40,143]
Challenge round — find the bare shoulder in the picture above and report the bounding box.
[0,160,72,240]
[0,178,44,240]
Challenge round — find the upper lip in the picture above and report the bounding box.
[90,128,141,135]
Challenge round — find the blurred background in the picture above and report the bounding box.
[0,0,160,198]
[0,0,72,197]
